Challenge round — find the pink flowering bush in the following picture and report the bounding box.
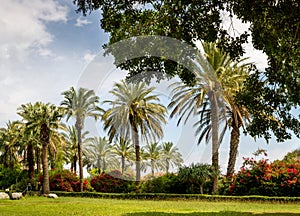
[90,170,135,193]
[222,156,300,196]
[39,169,90,192]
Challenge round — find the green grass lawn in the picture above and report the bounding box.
[0,196,300,216]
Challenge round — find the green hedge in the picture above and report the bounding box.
[52,191,300,203]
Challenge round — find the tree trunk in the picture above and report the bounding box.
[200,184,204,194]
[103,158,106,173]
[133,128,140,181]
[40,123,50,195]
[97,156,101,174]
[121,156,125,175]
[75,120,84,192]
[27,143,34,181]
[36,147,41,173]
[166,159,169,174]
[23,149,27,169]
[227,124,240,177]
[209,91,219,194]
[73,155,77,173]
[151,160,154,177]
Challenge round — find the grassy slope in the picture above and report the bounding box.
[0,196,300,216]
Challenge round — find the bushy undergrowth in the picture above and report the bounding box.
[139,173,212,194]
[90,170,135,193]
[39,169,90,192]
[221,157,300,196]
[0,165,29,190]
[139,173,185,193]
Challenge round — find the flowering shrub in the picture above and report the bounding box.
[222,157,300,196]
[39,169,90,192]
[90,170,135,193]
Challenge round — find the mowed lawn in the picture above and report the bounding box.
[0,196,300,216]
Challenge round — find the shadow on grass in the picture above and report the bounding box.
[123,212,299,216]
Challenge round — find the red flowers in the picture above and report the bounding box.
[224,155,300,196]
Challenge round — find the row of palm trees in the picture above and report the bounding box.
[0,42,251,194]
[83,138,183,177]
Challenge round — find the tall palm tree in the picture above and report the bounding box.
[61,87,102,191]
[113,137,134,174]
[102,80,167,181]
[222,67,250,177]
[161,142,183,174]
[168,42,250,193]
[17,102,63,194]
[193,56,250,177]
[84,137,118,173]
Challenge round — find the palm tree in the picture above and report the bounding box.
[222,73,250,176]
[144,142,163,177]
[0,121,22,169]
[160,142,183,174]
[47,125,67,170]
[168,42,250,193]
[61,87,102,192]
[113,137,134,174]
[178,163,212,194]
[192,51,250,177]
[84,137,118,173]
[62,125,89,173]
[21,126,38,181]
[102,80,167,181]
[17,102,63,194]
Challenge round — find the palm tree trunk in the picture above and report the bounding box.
[227,124,240,177]
[200,184,204,194]
[121,156,125,175]
[166,159,169,174]
[209,91,219,194]
[40,123,50,195]
[151,160,154,177]
[97,156,101,174]
[75,120,84,192]
[27,143,34,181]
[132,128,140,181]
[23,149,27,169]
[73,155,77,173]
[103,159,107,173]
[36,147,41,173]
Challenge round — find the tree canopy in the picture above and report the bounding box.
[72,0,300,141]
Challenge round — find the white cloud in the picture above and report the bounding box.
[83,51,97,64]
[37,48,55,57]
[0,0,68,62]
[75,17,92,27]
[0,0,70,126]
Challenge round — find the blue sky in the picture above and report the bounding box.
[0,0,299,174]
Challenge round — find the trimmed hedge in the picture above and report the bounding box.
[52,191,300,203]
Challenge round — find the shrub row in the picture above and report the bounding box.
[52,191,300,203]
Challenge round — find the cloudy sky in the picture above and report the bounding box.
[0,0,299,173]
